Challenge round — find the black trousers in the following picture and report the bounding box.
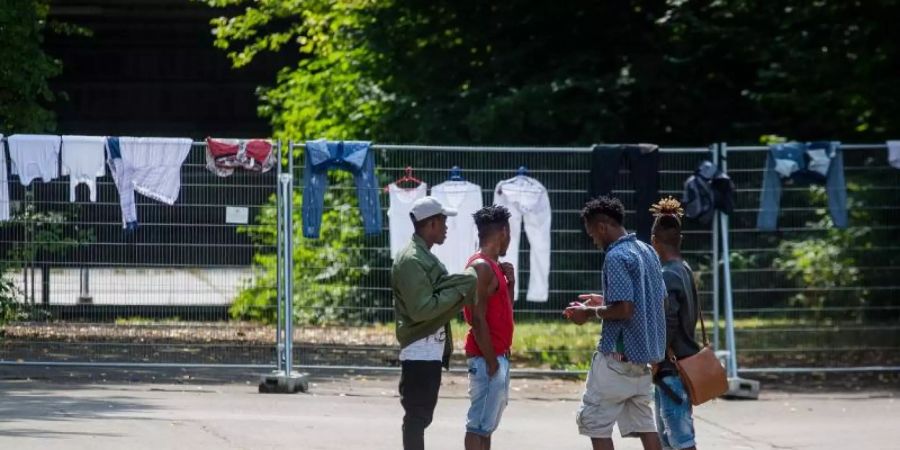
[589,144,660,243]
[399,360,443,450]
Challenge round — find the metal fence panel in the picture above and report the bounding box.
[288,144,717,370]
[3,139,896,374]
[1,142,278,367]
[724,144,900,372]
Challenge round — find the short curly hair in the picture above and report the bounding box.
[473,205,512,239]
[581,195,625,225]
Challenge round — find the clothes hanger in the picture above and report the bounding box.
[384,166,423,192]
[515,165,534,184]
[449,165,465,182]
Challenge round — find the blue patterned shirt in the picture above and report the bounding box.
[598,234,667,364]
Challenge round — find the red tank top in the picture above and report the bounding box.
[463,253,515,357]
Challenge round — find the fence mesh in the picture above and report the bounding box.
[725,144,900,371]
[288,145,716,370]
[1,142,278,366]
[2,140,896,373]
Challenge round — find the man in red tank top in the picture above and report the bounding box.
[463,205,516,450]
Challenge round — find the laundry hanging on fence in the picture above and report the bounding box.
[888,141,900,170]
[301,139,382,238]
[61,135,106,202]
[107,137,192,229]
[589,143,660,243]
[205,138,275,177]
[0,135,8,221]
[494,173,551,302]
[431,177,483,272]
[682,160,735,225]
[757,141,848,230]
[7,134,61,187]
[388,182,428,260]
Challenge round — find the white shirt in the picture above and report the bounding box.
[7,134,61,187]
[61,135,107,202]
[399,327,446,361]
[388,183,428,260]
[430,180,483,272]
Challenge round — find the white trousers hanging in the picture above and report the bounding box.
[494,177,552,302]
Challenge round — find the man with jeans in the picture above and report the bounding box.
[463,205,516,450]
[392,196,478,450]
[650,197,701,450]
[565,195,666,450]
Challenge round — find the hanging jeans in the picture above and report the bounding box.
[589,144,660,243]
[301,140,382,238]
[757,141,848,230]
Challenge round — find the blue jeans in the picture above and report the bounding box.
[466,356,510,436]
[757,141,848,230]
[301,140,382,238]
[654,375,696,450]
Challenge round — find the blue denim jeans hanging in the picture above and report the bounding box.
[757,141,848,230]
[301,140,382,238]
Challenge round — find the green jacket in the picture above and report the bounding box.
[392,234,477,365]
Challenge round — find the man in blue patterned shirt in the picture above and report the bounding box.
[565,195,666,450]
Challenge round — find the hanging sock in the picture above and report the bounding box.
[7,134,61,187]
[107,137,192,228]
[0,135,8,221]
[494,175,552,302]
[61,135,107,202]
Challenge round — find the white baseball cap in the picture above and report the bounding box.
[410,196,458,221]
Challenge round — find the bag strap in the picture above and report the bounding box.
[687,261,710,348]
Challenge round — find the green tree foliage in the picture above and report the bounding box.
[205,0,376,324]
[0,0,61,134]
[0,201,94,325]
[204,0,900,324]
[229,190,367,325]
[204,0,900,145]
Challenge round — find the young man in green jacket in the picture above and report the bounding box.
[392,196,477,450]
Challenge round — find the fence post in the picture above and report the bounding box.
[711,143,720,352]
[258,139,308,394]
[719,142,760,399]
[275,139,284,373]
[283,140,295,377]
[78,267,93,304]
